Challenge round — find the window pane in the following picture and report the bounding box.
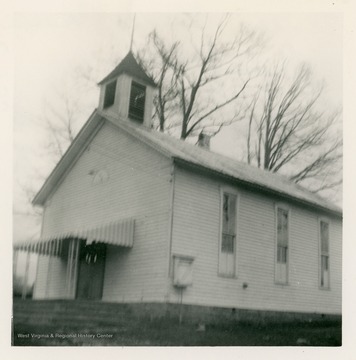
[321,255,329,271]
[320,222,329,253]
[277,246,287,263]
[221,234,235,253]
[228,195,236,234]
[223,193,236,234]
[321,255,329,287]
[277,208,288,247]
[222,194,229,233]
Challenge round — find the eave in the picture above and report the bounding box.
[173,157,343,219]
[32,110,104,206]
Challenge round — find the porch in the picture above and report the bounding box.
[13,218,135,300]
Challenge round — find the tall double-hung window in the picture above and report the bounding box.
[219,191,237,277]
[320,220,330,288]
[275,207,289,284]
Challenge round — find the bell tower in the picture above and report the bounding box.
[98,51,156,127]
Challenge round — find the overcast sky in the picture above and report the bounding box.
[12,12,344,242]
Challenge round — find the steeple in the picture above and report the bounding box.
[98,52,156,88]
[98,52,156,127]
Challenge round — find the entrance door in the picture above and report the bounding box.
[76,242,106,300]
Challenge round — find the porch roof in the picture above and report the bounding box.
[13,218,135,255]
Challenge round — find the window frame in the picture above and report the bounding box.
[103,79,117,109]
[218,187,239,278]
[274,204,290,285]
[318,218,331,290]
[128,80,146,122]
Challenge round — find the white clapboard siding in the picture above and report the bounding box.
[33,255,66,299]
[169,166,341,314]
[33,256,49,299]
[103,211,171,302]
[46,256,67,299]
[35,121,172,302]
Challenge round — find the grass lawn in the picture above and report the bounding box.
[13,319,341,346]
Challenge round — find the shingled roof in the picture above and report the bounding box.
[33,110,342,218]
[98,51,156,87]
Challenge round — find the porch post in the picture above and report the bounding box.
[45,241,54,299]
[65,240,72,298]
[21,250,30,300]
[65,239,80,299]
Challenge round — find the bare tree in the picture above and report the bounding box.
[40,67,98,162]
[15,69,97,230]
[245,62,342,195]
[137,15,263,139]
[14,91,79,228]
[42,90,80,160]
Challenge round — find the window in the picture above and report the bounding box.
[320,221,330,288]
[275,207,289,284]
[103,80,117,108]
[129,81,146,122]
[219,191,237,276]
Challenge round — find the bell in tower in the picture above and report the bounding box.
[97,51,156,128]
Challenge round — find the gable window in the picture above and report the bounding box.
[320,220,330,289]
[275,207,289,284]
[219,191,237,277]
[129,81,146,122]
[103,80,117,108]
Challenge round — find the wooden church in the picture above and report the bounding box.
[14,51,342,320]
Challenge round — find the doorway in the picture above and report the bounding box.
[76,242,106,300]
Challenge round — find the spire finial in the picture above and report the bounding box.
[130,13,136,52]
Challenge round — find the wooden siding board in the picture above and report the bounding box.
[35,122,172,302]
[47,257,67,299]
[33,256,48,299]
[33,255,66,299]
[169,166,342,314]
[103,211,171,302]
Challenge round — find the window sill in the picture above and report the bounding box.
[319,286,331,291]
[218,273,238,279]
[274,281,289,286]
[128,115,144,123]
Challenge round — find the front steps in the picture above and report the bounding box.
[13,298,342,329]
[13,299,139,329]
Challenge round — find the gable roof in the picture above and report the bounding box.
[98,51,157,87]
[33,110,342,217]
